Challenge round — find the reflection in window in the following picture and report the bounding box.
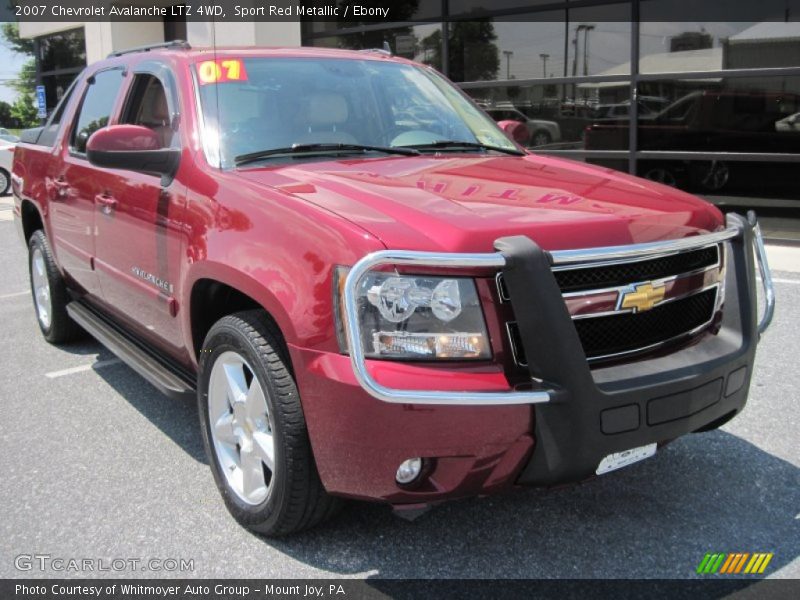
[71,70,125,153]
[640,21,800,72]
[309,24,442,65]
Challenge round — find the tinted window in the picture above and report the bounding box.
[71,69,125,153]
[122,74,175,148]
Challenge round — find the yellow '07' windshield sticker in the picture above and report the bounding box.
[197,59,248,84]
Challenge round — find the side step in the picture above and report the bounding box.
[66,301,196,401]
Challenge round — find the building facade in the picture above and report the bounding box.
[19,0,800,207]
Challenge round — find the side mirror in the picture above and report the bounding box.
[87,125,180,183]
[497,119,529,145]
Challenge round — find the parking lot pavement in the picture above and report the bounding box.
[0,218,798,581]
[0,195,14,222]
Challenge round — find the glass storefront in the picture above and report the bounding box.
[303,0,800,205]
[35,28,87,112]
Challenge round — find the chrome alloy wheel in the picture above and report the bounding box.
[208,351,276,505]
[31,247,52,329]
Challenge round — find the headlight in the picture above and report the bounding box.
[335,268,491,360]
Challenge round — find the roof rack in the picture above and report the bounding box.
[108,40,191,58]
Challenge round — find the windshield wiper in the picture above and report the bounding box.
[235,143,420,166]
[403,140,525,156]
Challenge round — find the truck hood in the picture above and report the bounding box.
[237,154,723,253]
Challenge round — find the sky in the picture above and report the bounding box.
[0,22,28,105]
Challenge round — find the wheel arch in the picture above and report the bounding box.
[185,264,296,367]
[20,198,44,243]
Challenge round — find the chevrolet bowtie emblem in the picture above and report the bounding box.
[619,282,666,313]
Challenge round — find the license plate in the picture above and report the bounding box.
[596,443,657,475]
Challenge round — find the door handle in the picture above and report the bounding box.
[52,177,70,200]
[95,193,118,213]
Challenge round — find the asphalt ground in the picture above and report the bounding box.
[0,207,798,580]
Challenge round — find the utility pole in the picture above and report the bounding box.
[539,53,549,78]
[503,50,513,79]
[583,25,595,76]
[572,25,584,100]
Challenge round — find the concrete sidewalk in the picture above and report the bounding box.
[766,245,800,273]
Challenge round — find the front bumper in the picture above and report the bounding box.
[313,212,772,499]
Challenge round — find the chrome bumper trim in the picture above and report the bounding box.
[343,215,770,405]
[342,250,550,406]
[750,213,775,336]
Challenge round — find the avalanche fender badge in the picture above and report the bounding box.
[596,443,657,475]
[197,59,248,85]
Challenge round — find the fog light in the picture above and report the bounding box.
[395,458,423,484]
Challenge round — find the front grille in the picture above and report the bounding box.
[508,288,717,365]
[573,288,717,360]
[553,246,719,292]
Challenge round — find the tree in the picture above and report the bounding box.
[10,95,37,127]
[1,23,34,55]
[0,100,12,126]
[421,20,500,82]
[1,22,39,127]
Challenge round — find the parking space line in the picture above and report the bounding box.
[45,358,122,379]
[0,290,28,299]
[772,278,800,285]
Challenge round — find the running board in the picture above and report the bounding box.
[66,301,196,401]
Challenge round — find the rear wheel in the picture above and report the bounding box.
[198,310,340,536]
[28,230,82,344]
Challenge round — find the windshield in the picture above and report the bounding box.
[194,56,517,168]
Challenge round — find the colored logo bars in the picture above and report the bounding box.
[697,552,774,574]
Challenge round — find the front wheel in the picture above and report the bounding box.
[198,310,340,536]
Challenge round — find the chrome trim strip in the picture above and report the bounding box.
[554,244,720,276]
[343,250,551,405]
[505,322,528,368]
[498,243,721,303]
[573,283,720,320]
[548,224,740,267]
[495,271,510,303]
[752,219,775,335]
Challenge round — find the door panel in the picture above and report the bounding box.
[92,70,188,357]
[48,68,126,298]
[94,171,187,355]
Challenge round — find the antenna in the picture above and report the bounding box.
[383,40,392,54]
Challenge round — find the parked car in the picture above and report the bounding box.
[12,43,773,535]
[585,90,800,190]
[775,112,800,132]
[485,107,562,147]
[0,138,15,195]
[592,97,668,120]
[0,127,20,144]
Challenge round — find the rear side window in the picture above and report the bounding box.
[71,69,125,153]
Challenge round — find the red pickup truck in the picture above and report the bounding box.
[12,42,774,536]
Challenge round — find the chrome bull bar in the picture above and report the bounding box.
[342,213,774,406]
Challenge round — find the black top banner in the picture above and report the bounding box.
[2,0,800,23]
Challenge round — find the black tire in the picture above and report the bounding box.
[198,310,340,536]
[0,168,10,196]
[28,230,82,344]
